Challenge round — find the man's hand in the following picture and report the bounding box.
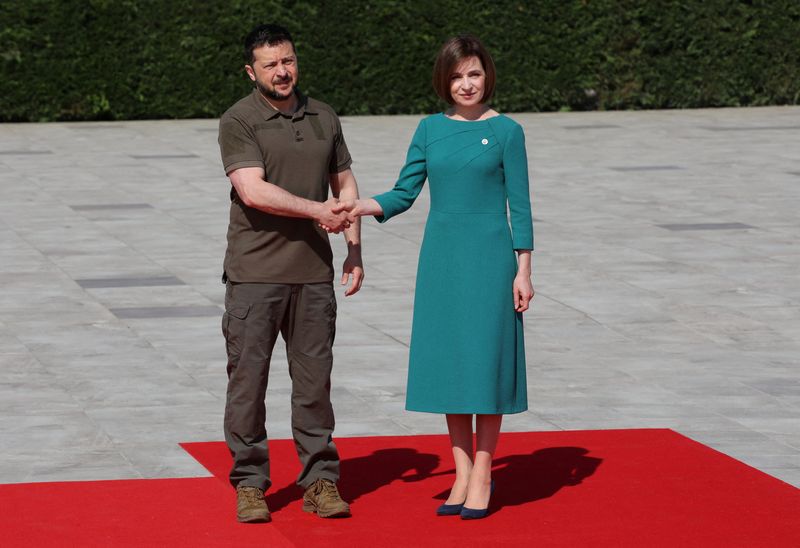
[316,198,353,233]
[319,199,358,233]
[342,246,364,296]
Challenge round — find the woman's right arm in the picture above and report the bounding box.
[340,197,383,217]
[331,118,428,223]
[368,118,428,222]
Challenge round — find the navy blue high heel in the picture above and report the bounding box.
[460,480,495,520]
[436,501,465,516]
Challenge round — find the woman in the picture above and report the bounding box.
[341,35,534,519]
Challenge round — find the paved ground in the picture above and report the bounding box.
[1,106,798,488]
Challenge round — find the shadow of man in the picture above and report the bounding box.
[266,447,440,512]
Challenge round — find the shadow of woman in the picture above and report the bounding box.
[266,448,440,513]
[430,446,602,510]
[490,447,602,510]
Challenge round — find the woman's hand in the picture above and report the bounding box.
[318,198,384,232]
[336,199,359,215]
[513,274,534,312]
[318,200,358,232]
[513,250,534,312]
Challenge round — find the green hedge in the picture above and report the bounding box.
[1,0,799,121]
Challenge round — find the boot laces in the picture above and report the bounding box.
[241,487,264,503]
[320,480,338,497]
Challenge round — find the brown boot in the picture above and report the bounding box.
[302,478,351,518]
[236,485,270,523]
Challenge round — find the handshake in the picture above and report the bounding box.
[316,198,361,233]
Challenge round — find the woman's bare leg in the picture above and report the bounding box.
[464,414,502,509]
[445,414,474,504]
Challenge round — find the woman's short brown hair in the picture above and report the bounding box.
[432,35,496,105]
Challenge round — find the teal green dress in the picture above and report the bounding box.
[373,113,533,415]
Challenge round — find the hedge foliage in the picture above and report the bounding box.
[1,0,799,121]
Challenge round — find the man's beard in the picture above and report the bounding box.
[256,79,295,101]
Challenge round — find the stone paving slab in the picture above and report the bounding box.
[1,106,799,488]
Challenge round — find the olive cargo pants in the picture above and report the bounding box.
[222,282,340,491]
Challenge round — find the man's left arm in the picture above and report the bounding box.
[330,168,364,296]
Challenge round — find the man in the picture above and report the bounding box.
[217,23,363,523]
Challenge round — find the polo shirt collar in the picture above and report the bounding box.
[251,89,318,120]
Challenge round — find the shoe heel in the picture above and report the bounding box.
[460,480,495,520]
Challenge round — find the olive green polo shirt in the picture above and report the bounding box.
[218,90,352,283]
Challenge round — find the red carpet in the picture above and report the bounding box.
[2,429,798,546]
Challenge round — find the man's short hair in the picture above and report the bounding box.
[432,35,496,105]
[244,24,295,64]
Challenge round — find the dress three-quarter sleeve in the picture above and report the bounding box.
[372,118,428,223]
[503,123,534,250]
